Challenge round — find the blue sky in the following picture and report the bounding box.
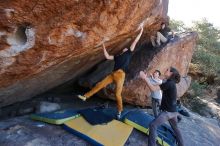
[168,0,220,28]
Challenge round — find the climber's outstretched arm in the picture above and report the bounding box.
[103,43,114,60]
[130,25,144,52]
[140,71,159,92]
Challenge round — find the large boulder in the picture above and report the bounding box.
[0,0,169,107]
[120,32,197,106]
[82,32,197,107]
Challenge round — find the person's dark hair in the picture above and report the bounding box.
[160,22,166,26]
[155,70,161,76]
[169,67,180,83]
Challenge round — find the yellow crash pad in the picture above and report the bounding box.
[63,116,133,146]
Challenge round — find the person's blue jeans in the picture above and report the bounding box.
[151,98,161,117]
[148,111,184,146]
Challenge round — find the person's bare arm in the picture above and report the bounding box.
[140,71,160,91]
[102,43,114,60]
[130,26,144,52]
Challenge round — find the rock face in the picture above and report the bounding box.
[179,111,220,146]
[0,0,170,107]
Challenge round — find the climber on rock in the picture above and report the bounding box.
[78,25,144,119]
[150,22,175,48]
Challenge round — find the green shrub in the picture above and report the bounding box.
[171,18,220,75]
[192,47,220,75]
[182,81,208,116]
[190,80,207,96]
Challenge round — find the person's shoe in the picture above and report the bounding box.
[116,112,121,120]
[177,115,182,123]
[179,109,190,117]
[77,95,87,101]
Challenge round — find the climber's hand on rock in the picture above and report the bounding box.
[136,22,144,32]
[102,43,105,49]
[139,71,146,79]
